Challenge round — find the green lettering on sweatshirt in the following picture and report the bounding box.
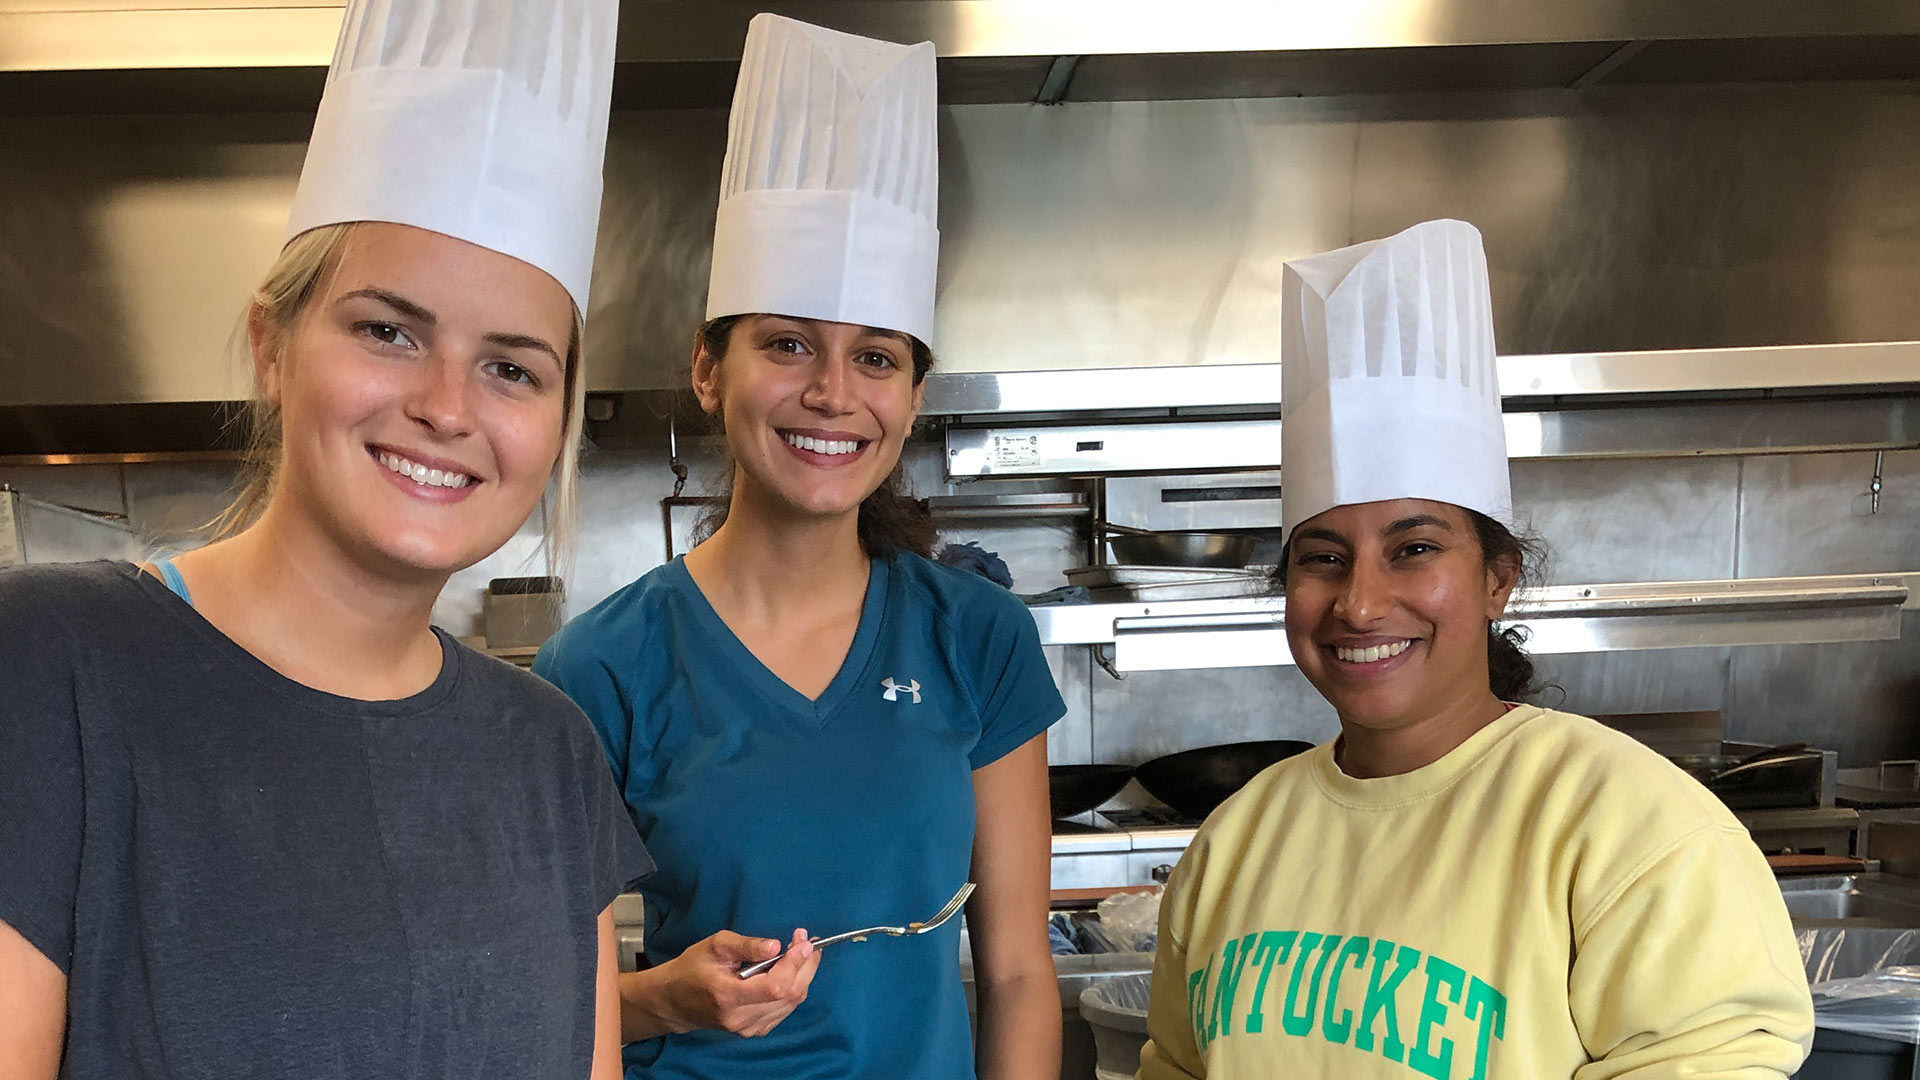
[1464,976,1508,1080]
[1193,926,1506,1080]
[1207,933,1260,1039]
[1282,933,1344,1037]
[1355,940,1421,1063]
[1409,954,1466,1080]
[1241,930,1298,1035]
[1187,958,1212,1052]
[1321,935,1372,1046]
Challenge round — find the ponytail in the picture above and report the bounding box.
[1468,510,1545,704]
[693,315,937,559]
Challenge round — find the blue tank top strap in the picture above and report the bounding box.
[152,557,193,607]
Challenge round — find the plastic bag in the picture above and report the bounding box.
[1800,927,1920,1044]
[1083,971,1154,1015]
[1093,890,1162,955]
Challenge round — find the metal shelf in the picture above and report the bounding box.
[1032,573,1914,673]
[938,342,1920,476]
[926,341,1920,418]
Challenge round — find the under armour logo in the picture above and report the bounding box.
[881,677,922,704]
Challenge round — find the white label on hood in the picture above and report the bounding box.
[990,434,1041,468]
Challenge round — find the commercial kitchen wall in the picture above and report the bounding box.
[4,443,1916,766]
[8,84,1920,403]
[2,80,1917,764]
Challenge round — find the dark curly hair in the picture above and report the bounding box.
[1468,510,1545,703]
[692,314,937,560]
[1277,508,1547,703]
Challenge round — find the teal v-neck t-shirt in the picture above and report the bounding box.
[534,552,1066,1080]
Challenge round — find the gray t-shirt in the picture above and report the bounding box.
[0,561,653,1078]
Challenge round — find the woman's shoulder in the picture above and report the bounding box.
[0,560,148,640]
[0,558,141,603]
[445,635,611,756]
[1515,708,1731,811]
[888,551,1029,624]
[452,634,586,712]
[536,563,683,673]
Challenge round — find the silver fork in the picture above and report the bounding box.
[737,882,977,978]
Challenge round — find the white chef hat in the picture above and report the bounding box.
[705,13,940,345]
[1280,219,1511,537]
[283,0,618,312]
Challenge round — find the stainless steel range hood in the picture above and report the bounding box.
[933,342,1920,477]
[4,1,1918,112]
[5,2,1919,454]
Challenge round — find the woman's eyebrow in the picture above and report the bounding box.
[338,287,435,325]
[1384,514,1452,536]
[340,287,559,365]
[483,331,562,366]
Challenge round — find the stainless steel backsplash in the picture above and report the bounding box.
[5,83,1920,401]
[1,80,1915,762]
[2,444,1913,765]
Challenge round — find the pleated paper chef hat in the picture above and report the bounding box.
[283,0,619,312]
[1280,219,1511,537]
[706,14,940,344]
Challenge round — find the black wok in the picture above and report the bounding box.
[1135,740,1315,820]
[1668,742,1823,811]
[1050,764,1135,820]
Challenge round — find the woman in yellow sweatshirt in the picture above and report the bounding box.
[1136,220,1814,1080]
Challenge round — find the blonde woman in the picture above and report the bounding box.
[0,1,648,1076]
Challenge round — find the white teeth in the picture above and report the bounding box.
[377,451,473,489]
[783,432,862,457]
[1334,640,1412,664]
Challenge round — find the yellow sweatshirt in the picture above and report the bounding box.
[1137,706,1813,1080]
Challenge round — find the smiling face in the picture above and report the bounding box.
[255,222,575,578]
[692,314,925,521]
[1284,498,1520,734]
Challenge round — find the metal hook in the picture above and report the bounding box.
[1093,643,1125,681]
[668,413,687,499]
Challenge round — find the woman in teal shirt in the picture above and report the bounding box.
[535,315,1066,1080]
[534,15,1065,1079]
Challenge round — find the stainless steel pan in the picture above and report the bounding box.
[1104,526,1257,569]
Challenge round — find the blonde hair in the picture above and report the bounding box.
[211,222,587,572]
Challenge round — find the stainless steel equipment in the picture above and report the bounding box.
[1595,711,1841,810]
[1103,529,1255,570]
[0,487,140,567]
[14,1,1920,107]
[1063,564,1271,603]
[1051,821,1194,893]
[1027,574,1915,674]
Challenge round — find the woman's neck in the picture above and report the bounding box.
[172,500,448,700]
[1334,683,1513,780]
[684,476,869,622]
